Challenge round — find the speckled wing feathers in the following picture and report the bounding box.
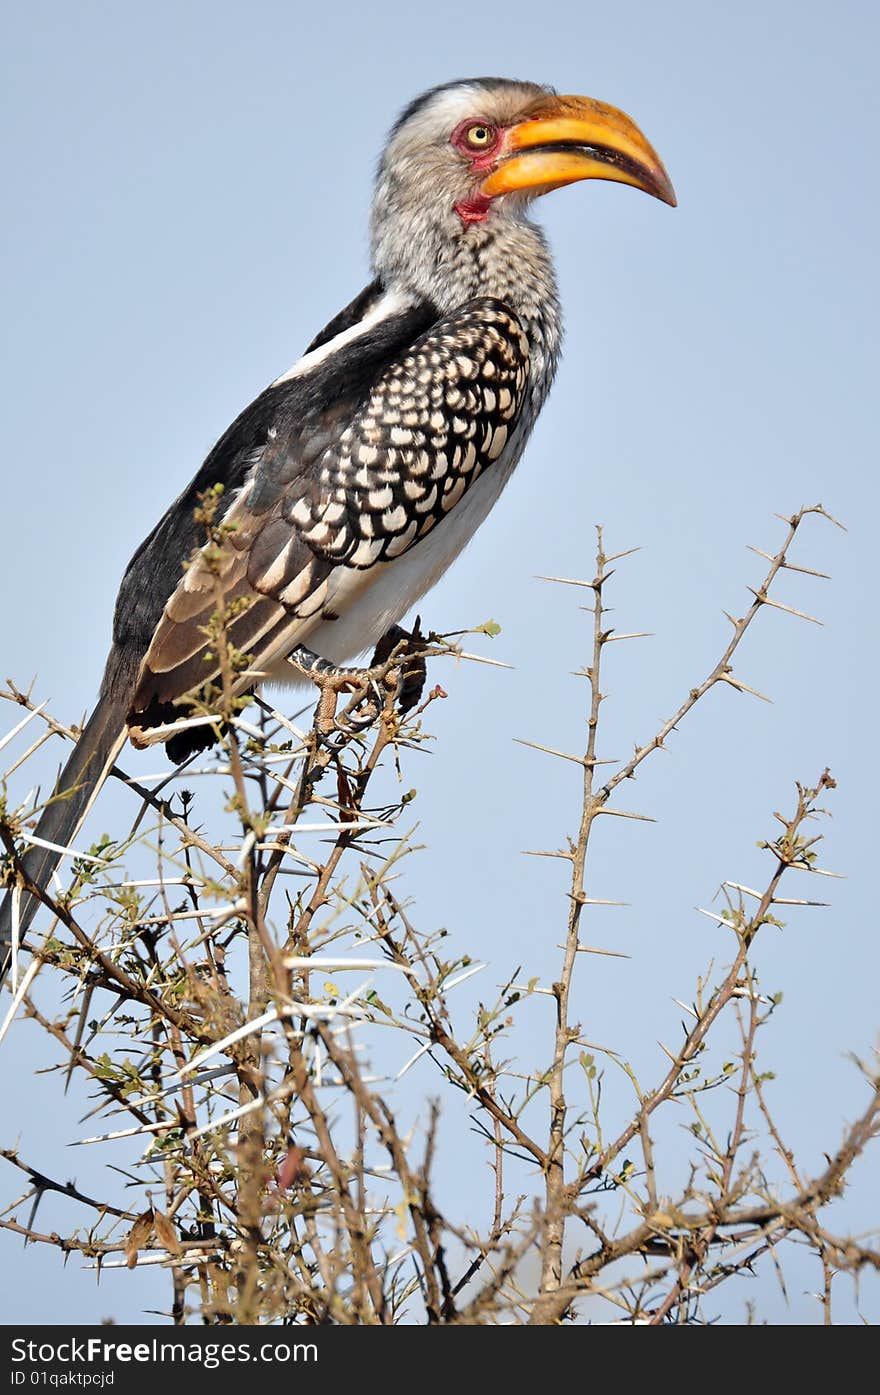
[281,300,528,568]
[129,298,529,733]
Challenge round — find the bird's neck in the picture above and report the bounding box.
[374,214,562,400]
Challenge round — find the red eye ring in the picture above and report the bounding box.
[451,119,500,159]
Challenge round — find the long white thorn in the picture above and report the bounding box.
[673,997,700,1020]
[697,907,735,929]
[85,1249,219,1271]
[71,1119,180,1146]
[174,1006,281,1079]
[0,702,47,756]
[283,955,414,976]
[395,1042,433,1080]
[0,957,41,1049]
[567,945,631,959]
[747,545,831,579]
[513,737,586,766]
[452,650,514,671]
[261,819,391,835]
[10,885,21,994]
[20,833,109,865]
[186,1093,267,1142]
[535,574,595,589]
[443,962,487,991]
[747,588,823,625]
[719,673,773,704]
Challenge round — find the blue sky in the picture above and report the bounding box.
[1,0,878,1322]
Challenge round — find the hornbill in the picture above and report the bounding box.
[0,77,674,982]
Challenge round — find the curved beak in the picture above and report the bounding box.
[481,94,676,207]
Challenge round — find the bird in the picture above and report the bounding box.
[0,77,674,983]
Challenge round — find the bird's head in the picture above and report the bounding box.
[371,77,675,308]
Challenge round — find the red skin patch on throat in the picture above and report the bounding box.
[454,193,493,225]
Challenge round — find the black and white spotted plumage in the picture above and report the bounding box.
[125,297,532,735]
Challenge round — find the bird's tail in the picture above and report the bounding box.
[0,693,128,986]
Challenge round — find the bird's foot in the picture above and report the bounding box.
[287,646,377,734]
[368,619,428,716]
[289,620,428,736]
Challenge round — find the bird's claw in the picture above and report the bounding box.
[290,623,429,737]
[369,620,428,716]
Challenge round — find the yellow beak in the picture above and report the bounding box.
[481,94,676,207]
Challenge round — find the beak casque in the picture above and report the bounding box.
[481,94,676,207]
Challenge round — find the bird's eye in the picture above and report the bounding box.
[465,124,494,149]
[450,119,500,158]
